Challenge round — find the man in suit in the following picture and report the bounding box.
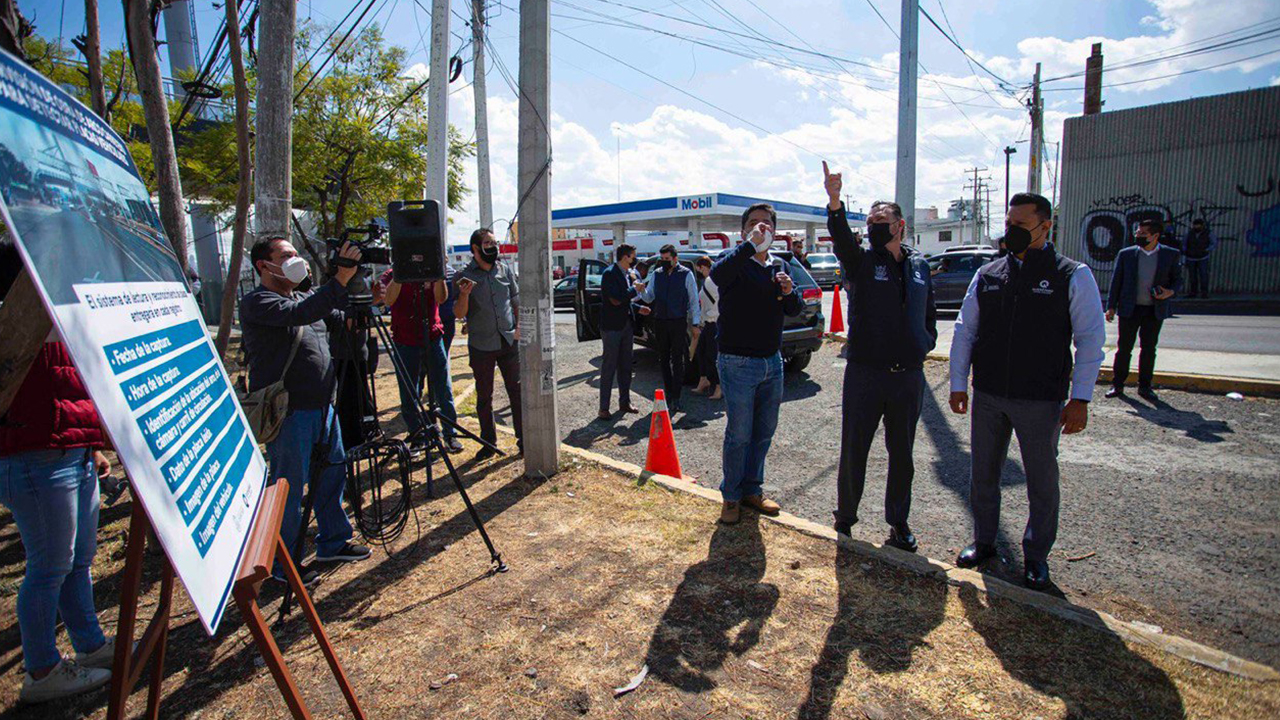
[1105,218,1183,401]
[598,243,643,419]
[637,244,702,414]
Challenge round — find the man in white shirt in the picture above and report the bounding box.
[948,193,1106,591]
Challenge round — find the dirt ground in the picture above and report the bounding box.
[1,346,1278,718]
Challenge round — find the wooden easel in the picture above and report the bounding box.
[106,479,367,720]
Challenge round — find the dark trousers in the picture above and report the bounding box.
[1113,305,1163,390]
[599,323,635,412]
[1185,258,1210,297]
[652,318,689,403]
[697,321,719,386]
[969,391,1062,564]
[468,338,523,444]
[333,357,373,450]
[835,363,923,526]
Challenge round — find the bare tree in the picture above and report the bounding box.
[123,0,189,271]
[0,0,31,59]
[215,0,252,357]
[73,0,107,117]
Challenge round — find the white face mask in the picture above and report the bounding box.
[753,227,774,254]
[272,256,310,285]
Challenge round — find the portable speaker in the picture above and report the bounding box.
[387,199,445,283]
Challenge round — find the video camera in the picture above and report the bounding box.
[326,221,390,305]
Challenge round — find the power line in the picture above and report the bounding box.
[293,0,384,102]
[1039,46,1280,92]
[919,3,1018,95]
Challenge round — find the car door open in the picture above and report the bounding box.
[575,258,607,341]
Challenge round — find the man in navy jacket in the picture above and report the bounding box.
[823,162,936,552]
[1105,218,1183,400]
[709,203,802,525]
[597,243,643,419]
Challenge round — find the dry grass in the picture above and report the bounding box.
[0,344,1276,718]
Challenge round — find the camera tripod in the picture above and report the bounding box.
[276,287,508,626]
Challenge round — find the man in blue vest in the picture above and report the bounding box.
[597,243,643,419]
[1105,218,1183,400]
[710,204,803,524]
[823,162,937,552]
[637,244,701,414]
[949,192,1106,591]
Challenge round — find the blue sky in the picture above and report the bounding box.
[21,0,1280,241]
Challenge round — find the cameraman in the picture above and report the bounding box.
[241,235,371,581]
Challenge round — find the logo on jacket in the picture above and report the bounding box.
[913,269,926,285]
[874,265,889,282]
[1032,279,1054,295]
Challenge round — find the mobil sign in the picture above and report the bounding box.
[679,194,714,212]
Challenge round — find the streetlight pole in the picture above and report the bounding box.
[1003,145,1016,212]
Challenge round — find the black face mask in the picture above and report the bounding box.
[296,275,313,293]
[1135,235,1152,247]
[1002,224,1035,255]
[867,222,894,248]
[480,246,499,263]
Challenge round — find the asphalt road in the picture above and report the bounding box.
[498,318,1280,667]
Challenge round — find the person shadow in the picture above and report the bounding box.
[797,543,947,719]
[957,584,1186,718]
[643,514,778,692]
[1117,393,1233,443]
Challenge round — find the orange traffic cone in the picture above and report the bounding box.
[829,283,845,334]
[644,389,684,478]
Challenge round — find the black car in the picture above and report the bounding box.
[927,248,999,307]
[553,276,585,310]
[574,251,825,373]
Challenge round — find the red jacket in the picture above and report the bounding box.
[0,342,104,456]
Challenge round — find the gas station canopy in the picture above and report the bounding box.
[551,193,866,236]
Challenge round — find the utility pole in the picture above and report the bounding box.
[1003,145,1016,212]
[1027,62,1043,196]
[255,0,296,242]
[425,0,451,245]
[963,167,987,244]
[517,0,558,477]
[1084,42,1104,115]
[983,185,992,242]
[471,0,493,229]
[161,0,198,102]
[895,0,919,241]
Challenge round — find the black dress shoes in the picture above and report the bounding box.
[956,542,997,568]
[886,524,918,553]
[834,517,856,537]
[1138,386,1159,400]
[1024,559,1052,590]
[1104,387,1124,399]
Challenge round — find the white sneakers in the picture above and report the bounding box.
[75,637,118,669]
[19,658,110,704]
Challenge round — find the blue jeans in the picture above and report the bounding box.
[0,448,106,674]
[1185,257,1210,296]
[716,352,784,502]
[395,339,458,441]
[267,407,354,570]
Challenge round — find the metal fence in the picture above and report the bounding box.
[1058,86,1280,297]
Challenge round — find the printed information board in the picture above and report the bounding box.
[0,49,266,633]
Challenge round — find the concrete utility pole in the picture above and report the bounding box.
[1003,145,1016,212]
[161,0,198,98]
[425,0,451,243]
[895,0,919,241]
[1084,42,1104,115]
[255,0,296,241]
[1027,62,1043,196]
[517,0,559,477]
[472,0,493,229]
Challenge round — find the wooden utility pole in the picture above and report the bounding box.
[517,0,559,477]
[124,0,189,271]
[215,0,253,357]
[255,0,296,241]
[80,0,107,117]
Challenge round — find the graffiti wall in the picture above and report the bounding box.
[1059,86,1280,297]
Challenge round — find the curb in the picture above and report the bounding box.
[824,333,1280,398]
[479,419,1280,683]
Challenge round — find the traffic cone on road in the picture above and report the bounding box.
[829,283,845,334]
[644,389,684,478]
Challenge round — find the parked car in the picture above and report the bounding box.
[574,251,825,373]
[552,276,580,310]
[805,252,842,288]
[928,247,998,307]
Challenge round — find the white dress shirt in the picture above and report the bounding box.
[949,260,1107,402]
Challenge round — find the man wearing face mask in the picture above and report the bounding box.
[823,162,937,551]
[241,235,372,583]
[455,228,523,456]
[708,203,801,525]
[949,193,1106,591]
[636,244,701,415]
[1105,218,1182,400]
